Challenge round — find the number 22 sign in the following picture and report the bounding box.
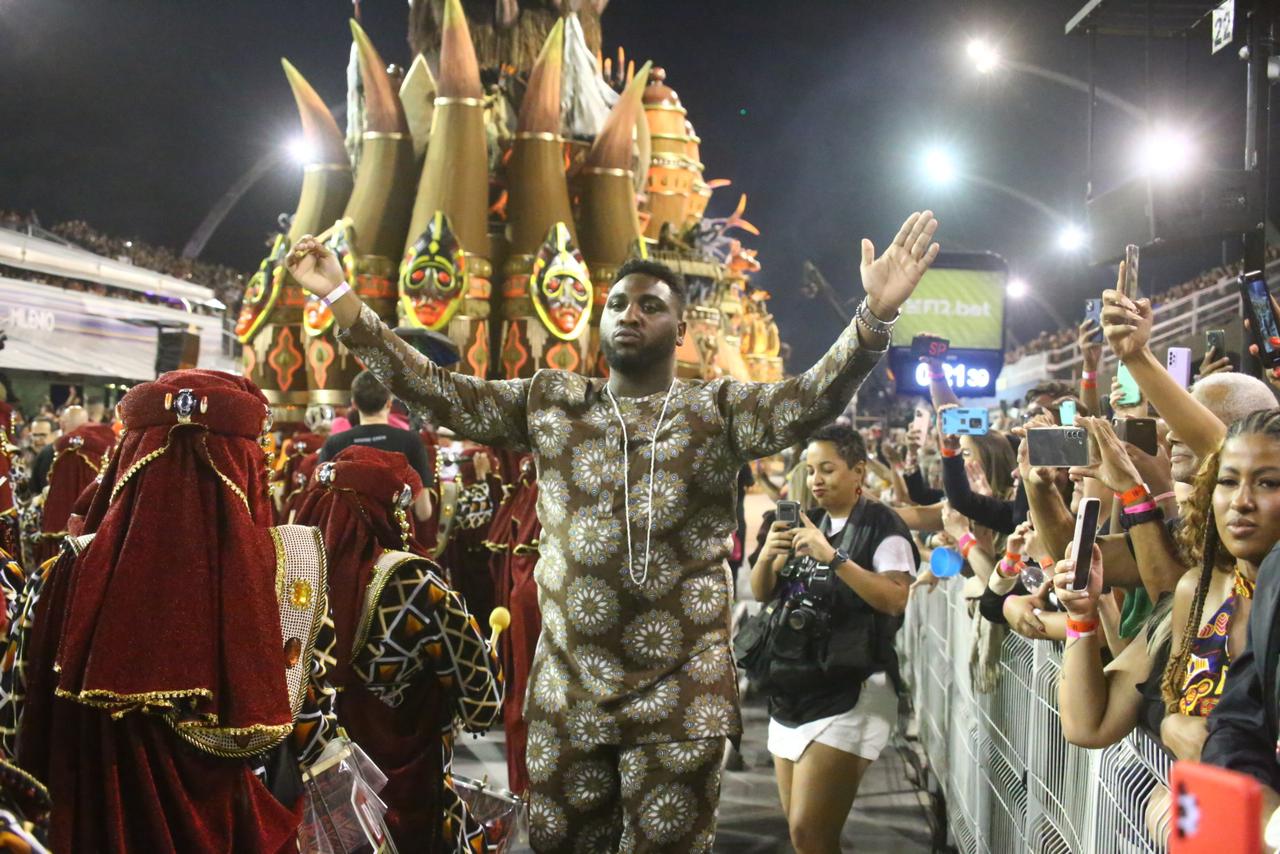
[1212,0,1235,55]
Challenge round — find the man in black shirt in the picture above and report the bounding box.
[319,370,432,486]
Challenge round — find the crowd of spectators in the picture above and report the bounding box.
[0,210,245,316]
[1003,243,1280,365]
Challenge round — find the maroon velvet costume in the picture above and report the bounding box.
[485,456,541,794]
[33,422,115,565]
[18,371,304,853]
[290,446,451,853]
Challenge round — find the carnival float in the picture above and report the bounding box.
[234,0,784,427]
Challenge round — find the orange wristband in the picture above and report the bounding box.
[941,447,960,458]
[1066,616,1099,634]
[1119,484,1150,506]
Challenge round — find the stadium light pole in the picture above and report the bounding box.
[918,148,1084,234]
[965,38,1149,122]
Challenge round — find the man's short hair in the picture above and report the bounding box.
[613,258,687,310]
[30,416,54,433]
[351,370,391,416]
[807,423,867,468]
[1192,373,1278,427]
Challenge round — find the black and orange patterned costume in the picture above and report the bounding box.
[292,447,503,853]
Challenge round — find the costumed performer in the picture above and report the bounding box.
[1,370,338,853]
[291,445,502,853]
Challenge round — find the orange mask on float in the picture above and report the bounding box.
[399,211,467,331]
[529,222,592,341]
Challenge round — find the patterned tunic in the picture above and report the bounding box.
[337,304,884,746]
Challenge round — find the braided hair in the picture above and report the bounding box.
[1163,408,1280,712]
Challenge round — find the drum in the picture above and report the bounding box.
[452,776,523,854]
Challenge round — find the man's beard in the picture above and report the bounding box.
[601,329,677,375]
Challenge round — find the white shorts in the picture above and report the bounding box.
[766,673,898,762]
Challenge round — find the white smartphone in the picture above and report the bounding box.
[1167,346,1192,389]
[1070,497,1101,591]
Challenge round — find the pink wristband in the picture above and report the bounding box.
[1066,628,1097,640]
[1082,370,1098,380]
[1151,491,1176,504]
[1123,500,1157,515]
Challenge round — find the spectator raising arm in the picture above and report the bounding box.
[1068,417,1187,600]
[1101,261,1227,459]
[1078,318,1103,416]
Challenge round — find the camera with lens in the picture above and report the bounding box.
[779,554,835,637]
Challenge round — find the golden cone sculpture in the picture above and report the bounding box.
[641,68,699,240]
[577,62,651,376]
[238,59,353,425]
[399,0,493,378]
[498,18,594,378]
[303,20,417,406]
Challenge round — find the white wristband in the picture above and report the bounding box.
[321,282,352,307]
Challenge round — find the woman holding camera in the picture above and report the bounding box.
[749,424,917,854]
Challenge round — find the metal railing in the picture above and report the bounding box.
[902,584,1172,853]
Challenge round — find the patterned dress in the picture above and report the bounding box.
[337,306,885,849]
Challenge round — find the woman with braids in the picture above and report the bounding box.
[1152,408,1280,762]
[1058,411,1280,763]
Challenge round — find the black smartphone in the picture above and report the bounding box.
[1026,427,1095,468]
[911,334,950,361]
[1083,299,1104,343]
[1122,244,1140,300]
[1205,328,1226,359]
[776,500,801,529]
[1113,417,1158,456]
[1070,497,1101,590]
[1238,270,1280,368]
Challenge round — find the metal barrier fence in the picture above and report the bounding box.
[901,583,1173,853]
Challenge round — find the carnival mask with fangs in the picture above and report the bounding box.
[303,224,357,338]
[399,211,467,331]
[530,222,592,341]
[235,234,291,343]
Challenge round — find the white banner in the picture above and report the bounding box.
[0,278,236,379]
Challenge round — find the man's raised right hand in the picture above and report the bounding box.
[286,233,346,298]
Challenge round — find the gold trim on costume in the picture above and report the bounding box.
[362,131,408,140]
[514,131,558,142]
[352,549,419,657]
[434,96,484,107]
[200,435,251,513]
[581,167,632,178]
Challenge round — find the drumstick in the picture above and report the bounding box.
[489,607,511,648]
[288,217,351,264]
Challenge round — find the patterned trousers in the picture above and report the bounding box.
[526,734,725,853]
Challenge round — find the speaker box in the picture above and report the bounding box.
[1087,169,1253,265]
[155,328,200,375]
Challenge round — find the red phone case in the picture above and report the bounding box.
[1169,761,1262,854]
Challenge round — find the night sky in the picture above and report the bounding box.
[2,0,1266,367]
